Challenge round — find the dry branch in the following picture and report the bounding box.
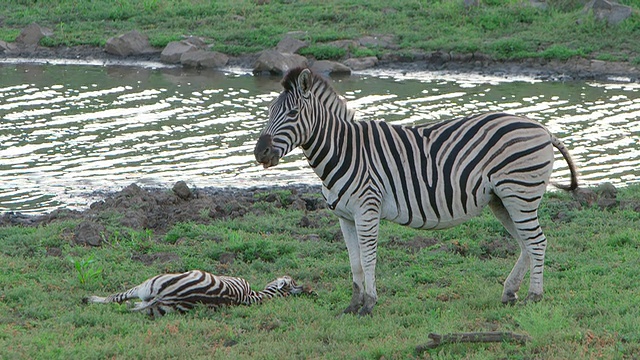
[416,331,532,353]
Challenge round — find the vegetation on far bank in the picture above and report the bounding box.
[2,0,640,64]
[1,185,639,358]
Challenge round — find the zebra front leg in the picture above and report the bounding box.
[339,218,365,315]
[355,214,380,316]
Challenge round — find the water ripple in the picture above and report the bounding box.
[0,63,638,214]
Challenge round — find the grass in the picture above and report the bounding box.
[1,0,640,62]
[1,186,639,358]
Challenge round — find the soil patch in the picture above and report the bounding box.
[0,182,325,238]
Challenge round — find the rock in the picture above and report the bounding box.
[276,36,308,54]
[597,182,617,199]
[253,50,308,75]
[15,23,53,46]
[0,40,17,53]
[597,182,618,210]
[74,221,104,247]
[583,0,633,25]
[573,187,597,206]
[343,56,378,70]
[598,198,618,210]
[180,50,229,68]
[161,40,198,64]
[310,60,351,75]
[289,198,307,211]
[172,180,193,200]
[105,30,157,57]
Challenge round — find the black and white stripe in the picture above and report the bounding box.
[254,68,579,316]
[85,270,303,317]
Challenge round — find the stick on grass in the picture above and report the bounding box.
[416,332,532,353]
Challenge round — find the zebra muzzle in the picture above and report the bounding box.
[254,134,280,168]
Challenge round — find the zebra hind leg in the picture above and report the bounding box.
[495,192,547,304]
[488,197,530,305]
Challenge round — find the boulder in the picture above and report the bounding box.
[584,0,633,25]
[276,36,308,54]
[15,23,53,46]
[310,60,351,75]
[105,30,157,57]
[74,221,104,247]
[180,50,229,68]
[253,50,308,75]
[172,180,193,200]
[161,40,198,64]
[343,56,378,70]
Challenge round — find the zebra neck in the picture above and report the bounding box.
[303,111,358,188]
[245,289,277,304]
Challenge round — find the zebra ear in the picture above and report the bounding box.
[298,69,312,95]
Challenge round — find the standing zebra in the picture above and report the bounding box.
[254,68,579,316]
[85,270,304,317]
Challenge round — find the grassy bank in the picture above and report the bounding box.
[2,0,640,64]
[1,185,639,358]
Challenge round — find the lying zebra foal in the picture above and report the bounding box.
[84,270,304,317]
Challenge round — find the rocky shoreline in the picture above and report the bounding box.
[3,41,639,82]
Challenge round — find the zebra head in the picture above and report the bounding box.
[254,67,315,168]
[264,275,304,297]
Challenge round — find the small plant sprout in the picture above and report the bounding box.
[68,254,103,285]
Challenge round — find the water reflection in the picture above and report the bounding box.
[0,63,638,214]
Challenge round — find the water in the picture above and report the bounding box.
[0,62,638,214]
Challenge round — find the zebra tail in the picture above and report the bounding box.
[84,286,141,305]
[551,134,579,191]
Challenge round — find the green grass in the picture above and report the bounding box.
[2,0,640,62]
[1,186,639,358]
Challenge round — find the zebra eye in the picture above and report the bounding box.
[286,109,299,117]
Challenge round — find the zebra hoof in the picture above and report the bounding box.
[358,306,373,317]
[342,304,361,316]
[501,292,518,305]
[525,292,543,303]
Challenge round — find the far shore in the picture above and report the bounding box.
[2,44,639,82]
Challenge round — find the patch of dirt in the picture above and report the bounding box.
[0,182,325,241]
[479,237,519,260]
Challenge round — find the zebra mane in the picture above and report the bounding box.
[282,67,356,121]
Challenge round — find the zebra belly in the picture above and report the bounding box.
[381,186,492,230]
